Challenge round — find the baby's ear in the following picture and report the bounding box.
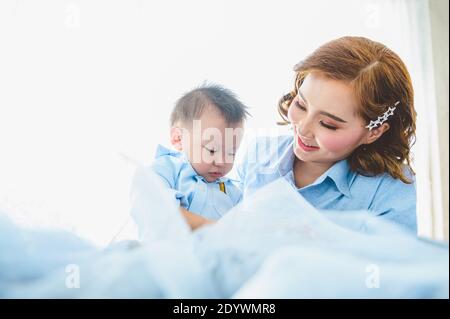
[170,127,184,151]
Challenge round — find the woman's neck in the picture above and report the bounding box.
[293,158,334,189]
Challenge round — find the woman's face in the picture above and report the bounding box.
[287,72,370,166]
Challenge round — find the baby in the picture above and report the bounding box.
[150,84,249,221]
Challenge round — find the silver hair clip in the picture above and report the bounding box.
[365,101,399,131]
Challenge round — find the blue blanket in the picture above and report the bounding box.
[0,170,448,298]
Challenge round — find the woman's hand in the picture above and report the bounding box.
[179,207,215,230]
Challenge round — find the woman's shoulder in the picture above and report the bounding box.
[352,165,416,190]
[350,165,417,215]
[361,167,417,233]
[249,134,293,147]
[236,135,293,184]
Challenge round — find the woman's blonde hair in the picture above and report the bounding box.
[278,36,416,183]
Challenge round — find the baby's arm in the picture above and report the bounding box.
[179,207,215,230]
[152,159,214,230]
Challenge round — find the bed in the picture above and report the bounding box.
[0,170,448,298]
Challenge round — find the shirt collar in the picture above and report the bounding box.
[324,159,353,197]
[277,137,296,177]
[276,137,353,197]
[155,144,183,159]
[194,173,234,185]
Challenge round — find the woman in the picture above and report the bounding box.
[184,36,417,233]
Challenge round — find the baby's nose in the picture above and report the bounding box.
[213,157,225,166]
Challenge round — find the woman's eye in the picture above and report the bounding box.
[320,121,337,130]
[293,100,337,130]
[294,101,306,111]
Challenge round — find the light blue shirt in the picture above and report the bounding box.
[236,135,417,233]
[150,144,242,220]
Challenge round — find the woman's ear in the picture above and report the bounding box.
[364,123,390,145]
[170,127,184,151]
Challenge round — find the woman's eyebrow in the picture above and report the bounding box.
[298,90,347,123]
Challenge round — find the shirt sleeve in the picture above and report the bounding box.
[234,137,259,196]
[235,161,246,196]
[234,136,281,199]
[368,171,417,234]
[147,157,188,207]
[229,181,243,205]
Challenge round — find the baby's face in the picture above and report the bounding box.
[175,104,244,182]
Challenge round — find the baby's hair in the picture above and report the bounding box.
[170,83,250,126]
[278,36,416,183]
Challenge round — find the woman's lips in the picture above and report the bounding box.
[297,136,320,152]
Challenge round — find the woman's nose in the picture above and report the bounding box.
[297,118,315,139]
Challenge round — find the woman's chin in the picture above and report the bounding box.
[293,146,315,161]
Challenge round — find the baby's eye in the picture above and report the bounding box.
[203,146,217,155]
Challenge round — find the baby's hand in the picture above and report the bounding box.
[179,207,215,230]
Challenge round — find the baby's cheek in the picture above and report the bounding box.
[319,133,360,153]
[223,163,234,175]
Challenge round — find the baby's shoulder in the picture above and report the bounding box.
[151,145,188,181]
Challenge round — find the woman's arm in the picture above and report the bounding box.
[179,207,215,230]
